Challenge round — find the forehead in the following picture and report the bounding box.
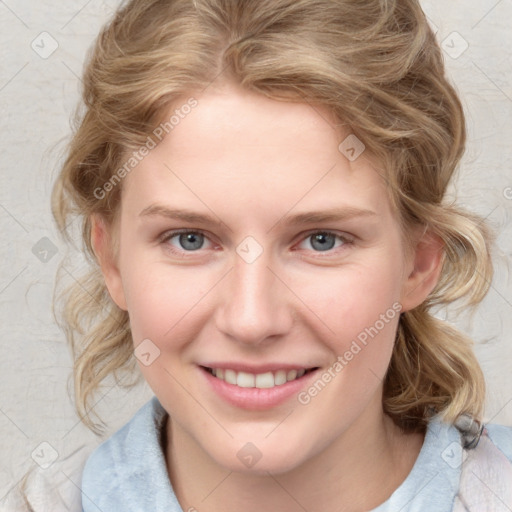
[121,83,394,222]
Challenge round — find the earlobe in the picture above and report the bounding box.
[90,214,128,311]
[400,229,444,313]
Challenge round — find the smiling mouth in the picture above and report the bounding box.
[200,366,319,389]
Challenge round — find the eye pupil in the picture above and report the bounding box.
[311,233,335,251]
[179,232,204,250]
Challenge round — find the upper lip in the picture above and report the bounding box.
[199,362,319,373]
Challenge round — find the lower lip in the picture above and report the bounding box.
[199,366,319,410]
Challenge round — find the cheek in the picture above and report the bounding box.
[301,264,403,338]
[120,250,217,349]
[295,259,404,382]
[121,261,213,403]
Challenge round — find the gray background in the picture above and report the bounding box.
[0,0,511,503]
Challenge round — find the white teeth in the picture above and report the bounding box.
[287,369,297,381]
[208,367,310,388]
[274,370,287,386]
[224,369,237,385]
[255,372,274,389]
[237,371,255,388]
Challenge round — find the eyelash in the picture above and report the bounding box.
[158,229,354,257]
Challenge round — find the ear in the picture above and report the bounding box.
[90,214,128,311]
[400,228,444,313]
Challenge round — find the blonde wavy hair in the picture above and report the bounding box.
[52,0,494,433]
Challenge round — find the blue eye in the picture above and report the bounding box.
[299,231,350,252]
[309,232,336,251]
[177,232,204,250]
[159,229,352,257]
[163,230,211,252]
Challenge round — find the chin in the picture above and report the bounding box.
[205,436,311,476]
[229,454,304,476]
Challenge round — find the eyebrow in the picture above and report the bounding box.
[139,205,224,226]
[139,204,377,228]
[275,207,378,226]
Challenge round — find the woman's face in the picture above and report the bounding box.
[98,82,435,474]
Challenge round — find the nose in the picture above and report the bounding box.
[214,250,293,346]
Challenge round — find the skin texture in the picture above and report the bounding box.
[92,82,443,511]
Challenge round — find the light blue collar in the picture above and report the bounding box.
[82,397,182,511]
[371,413,462,511]
[82,397,463,512]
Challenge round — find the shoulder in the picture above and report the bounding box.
[483,421,512,462]
[372,416,512,512]
[372,415,464,511]
[81,396,181,511]
[82,397,165,494]
[0,398,170,512]
[454,420,512,511]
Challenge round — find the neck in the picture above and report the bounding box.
[165,399,425,512]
